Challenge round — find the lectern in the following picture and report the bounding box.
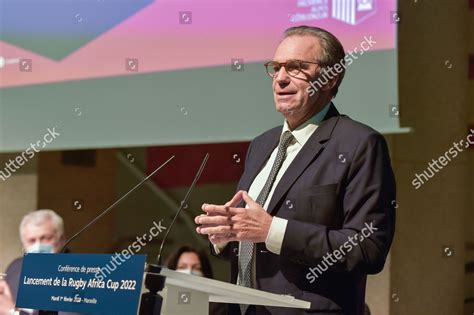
[15,254,310,314]
[149,267,311,315]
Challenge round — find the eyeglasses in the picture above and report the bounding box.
[264,59,324,78]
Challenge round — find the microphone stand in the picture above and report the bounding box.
[61,155,175,253]
[39,156,175,315]
[140,153,209,315]
[138,264,165,315]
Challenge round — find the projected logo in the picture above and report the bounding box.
[291,0,376,25]
[332,0,376,25]
[0,0,154,60]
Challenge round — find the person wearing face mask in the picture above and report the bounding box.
[165,245,226,315]
[0,209,82,315]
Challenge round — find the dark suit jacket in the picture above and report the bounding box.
[211,104,396,315]
[5,257,83,315]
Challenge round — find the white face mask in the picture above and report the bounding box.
[176,268,203,277]
[26,242,55,254]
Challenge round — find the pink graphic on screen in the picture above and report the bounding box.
[0,0,396,88]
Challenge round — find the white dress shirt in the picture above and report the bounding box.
[214,103,331,256]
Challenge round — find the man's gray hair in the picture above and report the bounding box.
[19,209,64,239]
[283,25,346,96]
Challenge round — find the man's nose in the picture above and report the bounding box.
[274,67,291,85]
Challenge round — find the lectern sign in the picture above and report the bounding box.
[16,253,146,314]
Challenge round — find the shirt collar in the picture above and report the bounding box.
[281,103,331,146]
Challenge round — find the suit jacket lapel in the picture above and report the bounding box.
[237,128,280,195]
[267,103,340,215]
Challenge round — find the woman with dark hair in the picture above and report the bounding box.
[165,245,213,278]
[165,245,226,315]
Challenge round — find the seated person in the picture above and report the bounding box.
[0,209,82,315]
[165,245,226,315]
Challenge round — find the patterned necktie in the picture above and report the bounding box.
[238,131,295,313]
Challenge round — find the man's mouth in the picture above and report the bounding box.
[277,92,296,95]
[276,91,297,97]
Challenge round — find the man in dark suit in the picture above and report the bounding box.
[194,25,396,315]
[0,210,82,315]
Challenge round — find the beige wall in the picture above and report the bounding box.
[366,255,391,315]
[390,1,470,315]
[0,154,38,272]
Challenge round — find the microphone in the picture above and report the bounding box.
[156,153,209,265]
[139,153,208,315]
[60,155,175,253]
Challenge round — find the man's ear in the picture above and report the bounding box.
[319,70,339,93]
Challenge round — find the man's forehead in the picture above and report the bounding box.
[23,221,56,235]
[273,35,321,61]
